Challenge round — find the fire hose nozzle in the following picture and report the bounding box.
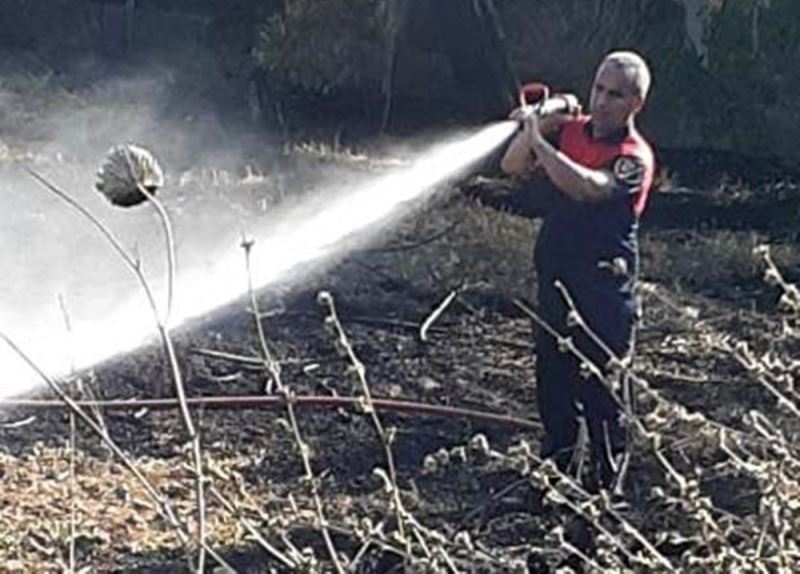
[532,93,581,117]
[517,82,581,120]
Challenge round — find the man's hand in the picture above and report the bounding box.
[509,105,547,158]
[509,104,534,122]
[501,93,581,178]
[524,112,547,151]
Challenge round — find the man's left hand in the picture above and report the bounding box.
[524,112,547,151]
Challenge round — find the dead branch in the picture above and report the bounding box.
[241,238,344,573]
[0,333,237,573]
[28,166,209,572]
[420,289,459,342]
[318,290,413,562]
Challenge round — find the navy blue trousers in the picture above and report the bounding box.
[535,272,635,490]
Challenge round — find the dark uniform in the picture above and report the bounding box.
[535,115,654,491]
[485,115,654,491]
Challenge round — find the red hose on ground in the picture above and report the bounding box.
[1,394,538,430]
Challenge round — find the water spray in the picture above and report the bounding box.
[0,69,592,400]
[0,121,520,401]
[0,63,591,404]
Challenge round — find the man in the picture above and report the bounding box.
[500,51,655,493]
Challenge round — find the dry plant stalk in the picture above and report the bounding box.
[58,294,110,441]
[0,333,237,573]
[29,159,208,573]
[317,291,414,564]
[512,293,738,569]
[558,291,758,558]
[95,144,174,321]
[317,291,507,571]
[68,407,76,573]
[241,237,345,574]
[56,293,82,572]
[533,263,800,571]
[207,486,296,569]
[419,289,458,342]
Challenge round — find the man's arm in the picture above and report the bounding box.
[499,130,535,176]
[531,129,649,205]
[529,134,617,202]
[500,112,576,177]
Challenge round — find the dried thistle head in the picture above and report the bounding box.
[95,144,164,207]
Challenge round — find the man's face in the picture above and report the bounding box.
[589,62,642,135]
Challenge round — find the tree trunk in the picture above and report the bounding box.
[380,0,410,133]
[124,0,135,50]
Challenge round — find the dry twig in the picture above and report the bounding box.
[28,166,209,572]
[241,237,345,573]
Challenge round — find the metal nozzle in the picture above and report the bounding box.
[532,94,580,118]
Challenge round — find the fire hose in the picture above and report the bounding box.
[1,394,539,430]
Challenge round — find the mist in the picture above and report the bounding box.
[0,69,515,400]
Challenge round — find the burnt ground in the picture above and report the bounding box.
[3,139,800,572]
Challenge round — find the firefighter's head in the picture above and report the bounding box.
[590,51,651,136]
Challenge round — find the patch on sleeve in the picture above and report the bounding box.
[612,155,646,194]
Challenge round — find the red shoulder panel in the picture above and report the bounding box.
[558,117,655,216]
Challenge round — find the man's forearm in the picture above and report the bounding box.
[500,132,534,176]
[531,137,613,202]
[501,113,574,177]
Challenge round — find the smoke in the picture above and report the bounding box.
[0,65,517,401]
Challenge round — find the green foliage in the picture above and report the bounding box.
[0,0,85,51]
[704,0,800,160]
[254,0,388,94]
[497,0,800,161]
[2,0,800,161]
[498,0,711,144]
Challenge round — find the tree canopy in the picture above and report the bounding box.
[1,0,799,162]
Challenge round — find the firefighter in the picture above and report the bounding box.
[501,51,655,493]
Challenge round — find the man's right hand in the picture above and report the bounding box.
[510,93,581,120]
[509,105,535,122]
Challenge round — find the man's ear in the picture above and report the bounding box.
[631,96,644,114]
